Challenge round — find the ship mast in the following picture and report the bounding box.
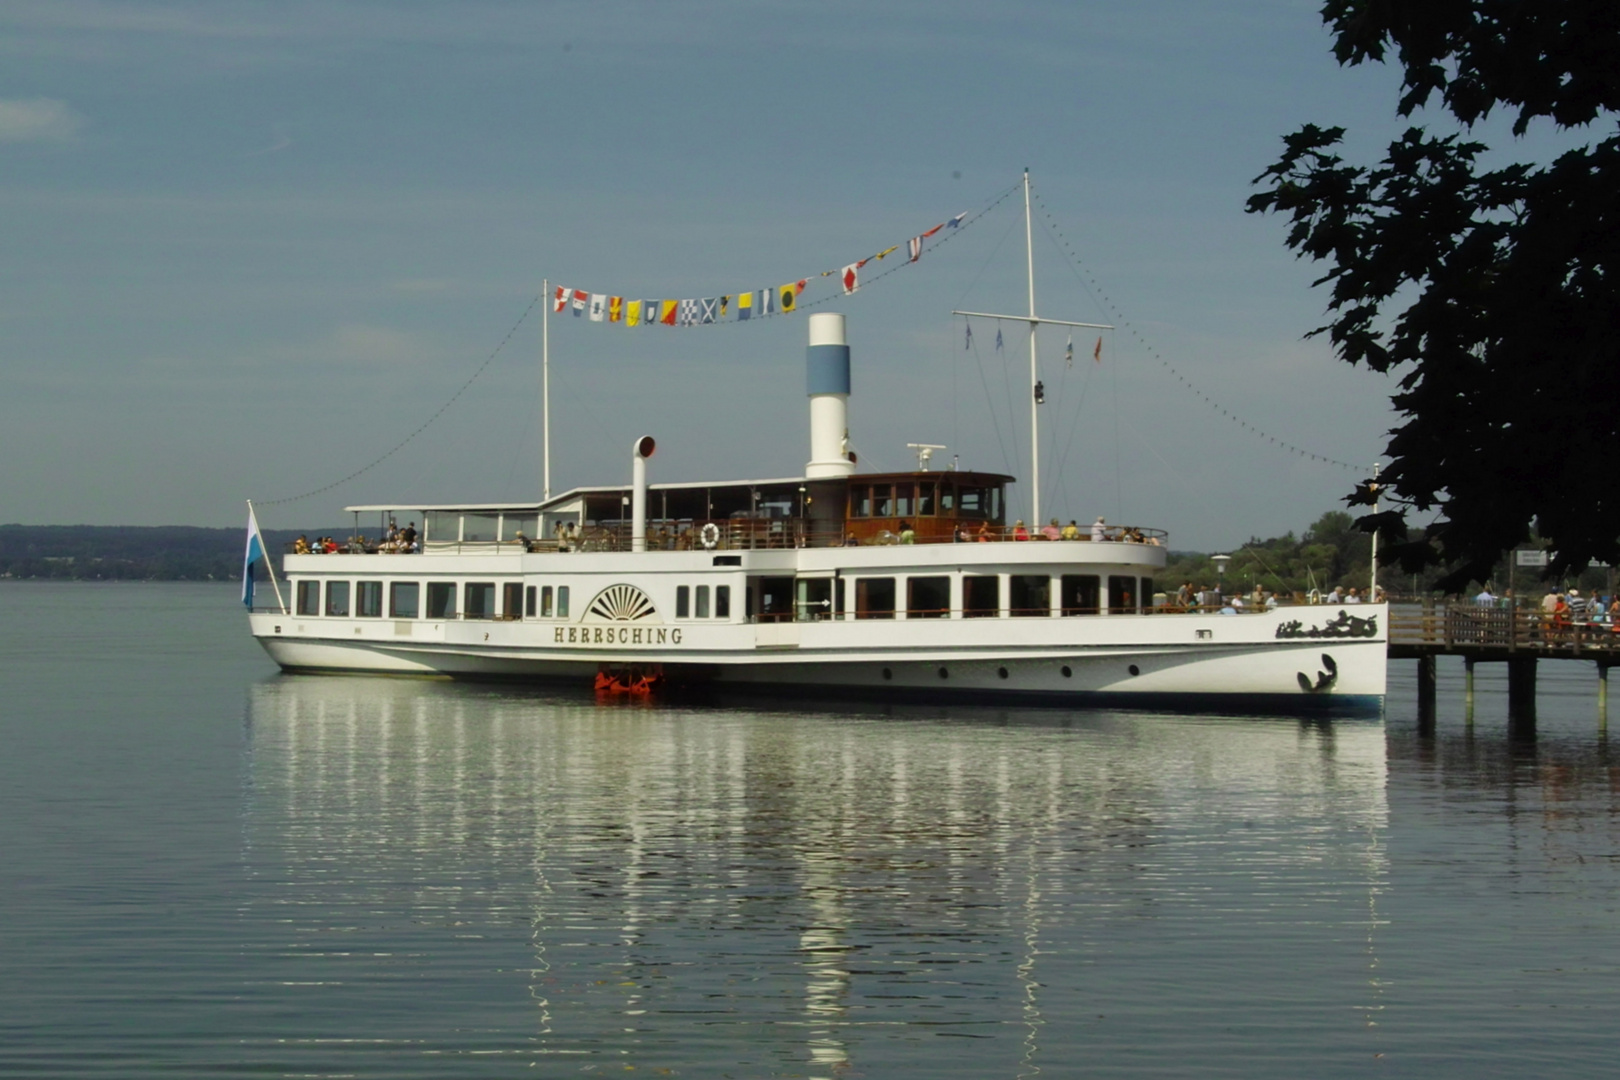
[953,169,1111,527]
[542,277,551,501]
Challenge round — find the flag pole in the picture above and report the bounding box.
[1023,168,1040,528]
[248,499,288,615]
[542,278,552,502]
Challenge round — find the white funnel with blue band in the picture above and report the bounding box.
[805,313,855,479]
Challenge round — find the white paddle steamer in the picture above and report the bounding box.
[247,178,1386,711]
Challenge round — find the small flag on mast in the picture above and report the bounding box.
[995,327,1003,353]
[1094,336,1102,363]
[242,504,267,609]
[964,322,973,349]
[1065,334,1074,368]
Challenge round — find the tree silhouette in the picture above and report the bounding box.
[1247,1,1620,590]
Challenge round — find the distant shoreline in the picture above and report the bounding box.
[0,524,335,583]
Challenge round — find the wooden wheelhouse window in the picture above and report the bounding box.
[873,485,893,518]
[917,482,937,516]
[851,485,871,518]
[893,483,913,518]
[939,483,956,514]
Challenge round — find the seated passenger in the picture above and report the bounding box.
[1041,518,1062,541]
[1061,520,1081,541]
[294,535,311,554]
[845,531,859,546]
[401,523,418,551]
[1091,517,1107,542]
[956,525,973,543]
[898,521,916,544]
[1013,520,1030,541]
[976,522,992,543]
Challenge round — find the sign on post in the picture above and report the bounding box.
[1515,549,1549,567]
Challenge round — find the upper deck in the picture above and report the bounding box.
[318,469,1166,556]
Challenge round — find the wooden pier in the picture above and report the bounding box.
[1388,601,1617,730]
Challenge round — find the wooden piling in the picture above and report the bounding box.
[1507,656,1537,733]
[1417,654,1437,729]
[1599,662,1609,734]
[1464,656,1476,727]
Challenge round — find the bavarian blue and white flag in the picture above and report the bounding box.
[242,503,267,609]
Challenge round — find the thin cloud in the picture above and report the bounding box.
[0,97,84,142]
[242,123,293,156]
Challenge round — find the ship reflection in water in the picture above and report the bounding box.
[242,676,1392,1076]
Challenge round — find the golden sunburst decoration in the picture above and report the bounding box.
[585,583,658,622]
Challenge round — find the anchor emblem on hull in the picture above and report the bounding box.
[1297,653,1339,694]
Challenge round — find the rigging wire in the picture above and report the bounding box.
[255,292,544,507]
[1029,190,1364,473]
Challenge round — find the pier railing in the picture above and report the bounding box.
[1389,600,1620,658]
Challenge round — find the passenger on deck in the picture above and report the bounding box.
[898,521,916,544]
[323,536,339,553]
[294,535,311,554]
[976,522,993,543]
[1041,518,1061,541]
[845,531,859,546]
[1013,520,1030,541]
[1061,520,1081,541]
[955,525,972,543]
[401,523,418,552]
[1091,517,1107,542]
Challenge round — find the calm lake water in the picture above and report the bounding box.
[4,582,1619,1077]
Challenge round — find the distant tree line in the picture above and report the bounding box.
[1161,512,1615,601]
[0,525,333,582]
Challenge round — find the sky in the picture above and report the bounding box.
[2,0,1443,549]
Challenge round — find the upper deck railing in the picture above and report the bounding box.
[284,520,1168,555]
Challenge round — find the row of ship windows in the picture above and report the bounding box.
[295,579,567,620]
[768,573,1155,619]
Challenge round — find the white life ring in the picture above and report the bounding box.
[700,522,721,550]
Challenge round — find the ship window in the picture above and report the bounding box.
[715,584,731,619]
[356,580,384,618]
[796,578,832,621]
[676,585,690,618]
[556,585,570,618]
[855,577,896,619]
[939,484,956,514]
[390,581,420,619]
[851,485,871,518]
[1061,575,1100,615]
[873,484,893,518]
[324,580,350,617]
[427,582,456,619]
[463,514,499,543]
[917,482,936,516]
[989,487,1003,521]
[963,575,999,617]
[296,580,320,616]
[424,511,460,544]
[541,585,553,617]
[1010,575,1050,617]
[894,483,913,518]
[695,585,710,618]
[835,578,846,618]
[907,576,950,618]
[758,577,794,622]
[502,582,523,620]
[465,582,496,619]
[525,585,536,617]
[958,486,984,518]
[1108,575,1138,614]
[503,515,538,542]
[1142,578,1155,609]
